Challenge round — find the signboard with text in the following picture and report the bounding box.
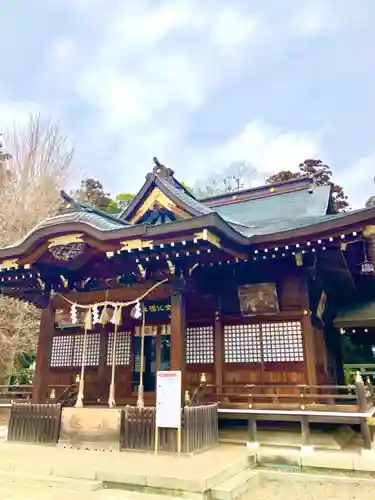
[155,370,182,429]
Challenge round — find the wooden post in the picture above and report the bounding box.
[247,416,257,443]
[301,416,310,446]
[170,278,186,378]
[97,328,107,402]
[355,372,373,450]
[32,300,54,403]
[299,274,317,385]
[214,310,223,399]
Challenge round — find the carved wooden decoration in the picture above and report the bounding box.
[237,283,279,316]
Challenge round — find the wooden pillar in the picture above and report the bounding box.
[32,300,54,403]
[214,310,223,395]
[299,274,317,385]
[170,278,186,377]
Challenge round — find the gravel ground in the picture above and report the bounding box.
[244,480,375,500]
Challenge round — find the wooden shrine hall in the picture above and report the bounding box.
[1,158,375,413]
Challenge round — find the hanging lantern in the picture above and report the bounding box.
[92,305,100,324]
[70,304,78,324]
[84,308,93,330]
[361,259,375,275]
[99,305,112,324]
[130,301,142,320]
[360,239,375,275]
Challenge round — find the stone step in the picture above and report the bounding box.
[0,470,103,492]
[210,470,259,500]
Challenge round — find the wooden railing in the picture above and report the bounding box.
[0,384,33,404]
[0,383,78,406]
[7,403,62,443]
[191,379,375,414]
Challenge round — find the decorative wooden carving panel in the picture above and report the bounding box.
[50,336,74,367]
[185,326,214,364]
[262,322,303,362]
[106,331,131,365]
[224,324,262,363]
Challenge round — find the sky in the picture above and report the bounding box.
[0,0,374,208]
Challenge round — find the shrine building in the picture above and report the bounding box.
[1,158,375,408]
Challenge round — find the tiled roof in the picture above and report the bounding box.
[157,175,214,216]
[212,185,333,236]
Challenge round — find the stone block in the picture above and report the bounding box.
[146,474,206,493]
[353,449,375,472]
[257,447,302,467]
[96,469,146,486]
[301,451,353,471]
[58,407,122,452]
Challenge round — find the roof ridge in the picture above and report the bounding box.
[200,176,314,207]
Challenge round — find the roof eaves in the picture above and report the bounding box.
[247,206,375,245]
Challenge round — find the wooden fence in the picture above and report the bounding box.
[7,403,62,444]
[122,404,218,453]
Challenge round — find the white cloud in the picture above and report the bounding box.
[290,1,346,37]
[338,153,375,209]
[0,101,42,129]
[211,8,261,52]
[179,119,322,188]
[47,1,264,192]
[40,0,366,200]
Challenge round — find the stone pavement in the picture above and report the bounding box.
[242,480,375,500]
[0,441,249,494]
[0,473,165,500]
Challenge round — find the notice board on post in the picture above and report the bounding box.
[155,370,182,429]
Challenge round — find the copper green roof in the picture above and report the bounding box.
[213,185,332,236]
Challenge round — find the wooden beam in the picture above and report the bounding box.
[32,299,55,403]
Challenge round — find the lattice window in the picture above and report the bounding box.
[224,324,262,363]
[185,326,214,364]
[106,331,131,365]
[70,333,100,367]
[261,321,304,362]
[86,334,100,366]
[50,335,74,367]
[72,335,84,367]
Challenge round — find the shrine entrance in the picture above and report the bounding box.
[132,325,171,392]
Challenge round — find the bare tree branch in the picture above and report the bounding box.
[0,113,75,379]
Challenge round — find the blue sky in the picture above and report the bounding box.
[0,0,374,208]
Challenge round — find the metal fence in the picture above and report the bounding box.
[7,403,62,444]
[122,404,218,453]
